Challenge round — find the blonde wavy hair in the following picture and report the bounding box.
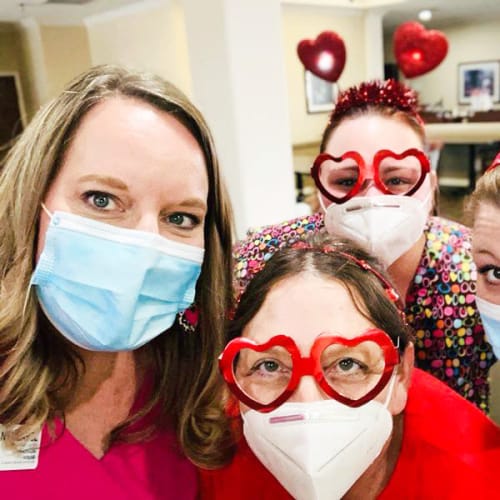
[465,166,500,225]
[0,64,235,467]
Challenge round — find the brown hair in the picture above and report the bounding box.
[320,79,425,152]
[228,236,412,352]
[0,64,235,467]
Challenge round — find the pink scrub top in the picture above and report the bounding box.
[0,422,198,500]
[2,419,197,499]
[1,379,197,500]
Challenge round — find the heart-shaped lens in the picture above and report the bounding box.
[319,340,387,400]
[317,157,361,201]
[232,345,293,406]
[377,151,427,196]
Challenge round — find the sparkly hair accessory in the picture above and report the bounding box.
[485,152,500,173]
[330,79,422,126]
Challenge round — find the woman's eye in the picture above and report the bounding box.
[338,358,356,371]
[337,178,357,187]
[479,265,500,285]
[324,357,366,378]
[167,213,200,229]
[385,176,415,187]
[337,358,363,372]
[328,173,358,188]
[84,191,116,210]
[251,359,286,376]
[386,177,403,186]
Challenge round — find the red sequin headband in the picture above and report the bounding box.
[330,79,423,128]
[232,241,405,321]
[291,241,404,313]
[485,152,500,173]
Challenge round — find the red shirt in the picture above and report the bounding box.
[199,369,500,499]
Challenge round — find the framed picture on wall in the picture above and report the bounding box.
[304,70,338,113]
[458,61,500,104]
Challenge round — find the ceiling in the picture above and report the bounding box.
[0,0,499,28]
[382,0,500,30]
[0,0,145,24]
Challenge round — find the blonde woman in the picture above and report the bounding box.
[467,152,500,360]
[0,65,234,498]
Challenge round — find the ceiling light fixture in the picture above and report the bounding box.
[418,9,432,22]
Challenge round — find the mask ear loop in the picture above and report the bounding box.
[382,366,398,409]
[41,203,53,219]
[382,336,400,409]
[22,204,53,319]
[317,191,329,213]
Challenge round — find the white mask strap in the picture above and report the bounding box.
[317,191,329,213]
[383,367,398,408]
[41,203,52,219]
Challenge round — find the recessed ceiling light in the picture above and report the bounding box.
[418,9,433,22]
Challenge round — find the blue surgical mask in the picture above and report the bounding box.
[475,296,500,359]
[30,208,204,352]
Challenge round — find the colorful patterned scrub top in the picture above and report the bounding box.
[233,213,495,412]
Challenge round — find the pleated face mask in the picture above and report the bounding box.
[475,296,500,359]
[31,209,204,351]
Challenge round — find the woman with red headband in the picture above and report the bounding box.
[234,79,494,413]
[201,239,499,499]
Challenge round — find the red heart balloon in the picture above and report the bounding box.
[393,21,448,78]
[297,31,346,82]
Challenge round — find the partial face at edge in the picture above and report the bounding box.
[36,96,209,260]
[473,202,500,304]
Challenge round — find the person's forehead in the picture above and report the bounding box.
[473,202,500,255]
[326,114,423,156]
[242,273,375,352]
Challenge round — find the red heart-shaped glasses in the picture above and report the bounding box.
[219,328,399,413]
[311,148,430,205]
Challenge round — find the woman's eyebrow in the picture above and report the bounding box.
[177,198,208,212]
[78,174,129,190]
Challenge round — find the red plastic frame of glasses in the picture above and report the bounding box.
[219,328,400,413]
[310,148,430,204]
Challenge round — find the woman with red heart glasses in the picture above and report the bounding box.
[233,79,494,413]
[200,239,499,500]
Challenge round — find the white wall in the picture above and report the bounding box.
[41,24,91,99]
[84,0,192,97]
[281,4,368,145]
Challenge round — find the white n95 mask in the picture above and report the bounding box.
[242,377,396,500]
[322,194,432,268]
